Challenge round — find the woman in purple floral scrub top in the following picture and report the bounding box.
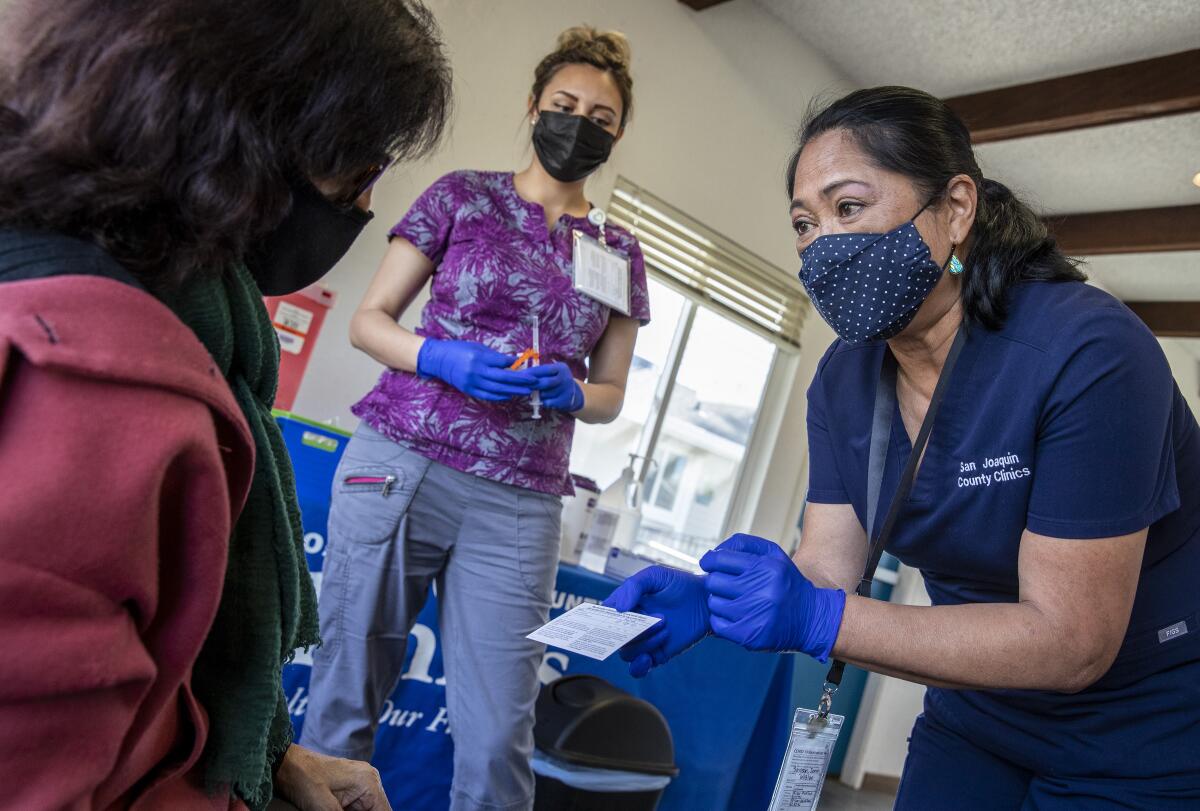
[301,27,650,811]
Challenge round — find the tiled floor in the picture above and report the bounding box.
[818,779,897,810]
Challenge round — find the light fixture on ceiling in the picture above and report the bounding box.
[1194,172,1200,189]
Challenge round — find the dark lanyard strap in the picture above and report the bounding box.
[820,327,967,710]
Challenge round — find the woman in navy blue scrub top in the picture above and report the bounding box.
[605,87,1200,809]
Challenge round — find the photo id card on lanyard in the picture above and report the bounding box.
[769,709,844,811]
[572,227,631,316]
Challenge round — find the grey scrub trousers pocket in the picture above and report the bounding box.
[515,489,563,600]
[328,432,423,546]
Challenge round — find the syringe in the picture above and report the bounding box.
[530,315,542,420]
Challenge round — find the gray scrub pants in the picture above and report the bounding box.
[300,423,562,811]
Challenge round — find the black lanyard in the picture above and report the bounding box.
[818,326,967,716]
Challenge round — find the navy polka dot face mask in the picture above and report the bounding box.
[798,210,947,344]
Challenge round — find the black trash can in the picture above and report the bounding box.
[533,675,678,811]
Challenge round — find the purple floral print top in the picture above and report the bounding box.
[353,170,651,496]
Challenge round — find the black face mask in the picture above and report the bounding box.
[246,177,374,296]
[531,110,616,183]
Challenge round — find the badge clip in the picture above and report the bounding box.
[817,681,837,720]
[587,207,607,245]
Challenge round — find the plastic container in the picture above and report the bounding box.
[577,505,621,573]
[533,675,677,811]
[580,463,642,572]
[603,547,657,581]
[560,475,601,565]
[600,462,643,553]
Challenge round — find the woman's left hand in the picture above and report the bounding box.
[700,534,846,661]
[530,362,584,411]
[274,744,392,811]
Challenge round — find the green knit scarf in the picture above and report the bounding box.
[169,264,321,810]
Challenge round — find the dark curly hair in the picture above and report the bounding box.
[787,86,1085,330]
[0,0,452,292]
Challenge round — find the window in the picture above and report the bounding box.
[572,284,777,566]
[568,279,687,493]
[635,307,776,562]
[569,179,808,569]
[649,452,687,511]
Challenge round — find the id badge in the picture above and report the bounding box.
[572,231,631,316]
[768,708,844,811]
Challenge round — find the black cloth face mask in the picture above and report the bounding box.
[531,110,616,183]
[246,177,374,296]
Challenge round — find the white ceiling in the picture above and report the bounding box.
[754,0,1200,97]
[754,0,1200,308]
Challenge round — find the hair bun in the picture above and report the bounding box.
[555,25,632,72]
[533,25,634,126]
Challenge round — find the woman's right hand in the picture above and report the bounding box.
[603,566,711,678]
[416,338,538,402]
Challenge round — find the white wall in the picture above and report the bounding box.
[1160,339,1200,418]
[290,0,845,538]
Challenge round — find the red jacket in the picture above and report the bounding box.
[0,275,254,810]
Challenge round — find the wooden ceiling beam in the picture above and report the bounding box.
[1124,302,1200,338]
[945,49,1200,143]
[1045,205,1200,256]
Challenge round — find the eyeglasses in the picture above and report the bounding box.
[333,158,393,210]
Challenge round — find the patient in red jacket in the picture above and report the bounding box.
[0,1,450,809]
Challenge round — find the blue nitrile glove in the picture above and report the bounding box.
[416,339,538,402]
[529,362,584,412]
[699,533,846,662]
[602,565,710,678]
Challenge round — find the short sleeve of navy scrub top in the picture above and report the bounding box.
[805,279,1200,782]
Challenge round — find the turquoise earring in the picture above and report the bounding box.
[948,254,964,275]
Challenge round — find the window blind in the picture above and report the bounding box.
[608,177,809,348]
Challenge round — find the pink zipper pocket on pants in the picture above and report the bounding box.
[343,474,397,496]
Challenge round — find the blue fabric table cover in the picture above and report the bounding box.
[277,414,793,811]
